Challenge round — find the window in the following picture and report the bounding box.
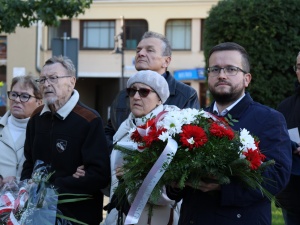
[166,19,191,50]
[81,20,115,50]
[0,36,7,59]
[48,20,71,49]
[124,20,148,50]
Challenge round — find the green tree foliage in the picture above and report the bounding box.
[0,0,92,34]
[203,0,300,108]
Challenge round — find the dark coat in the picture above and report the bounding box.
[104,71,200,151]
[276,82,300,213]
[167,93,292,225]
[21,101,111,225]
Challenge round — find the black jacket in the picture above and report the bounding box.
[104,71,200,151]
[276,81,300,213]
[21,101,111,225]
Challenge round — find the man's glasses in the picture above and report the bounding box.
[126,88,155,98]
[35,75,72,84]
[7,91,36,103]
[207,66,247,77]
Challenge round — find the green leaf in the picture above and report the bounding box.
[0,0,93,33]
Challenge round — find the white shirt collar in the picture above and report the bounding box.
[40,89,80,120]
[213,93,245,116]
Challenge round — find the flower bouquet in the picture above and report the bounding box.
[114,108,275,223]
[0,160,90,225]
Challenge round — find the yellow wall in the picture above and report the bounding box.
[2,0,220,119]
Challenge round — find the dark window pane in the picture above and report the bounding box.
[124,20,148,50]
[48,20,71,49]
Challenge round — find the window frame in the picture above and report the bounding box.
[123,19,148,50]
[47,20,71,50]
[165,19,192,51]
[80,20,116,50]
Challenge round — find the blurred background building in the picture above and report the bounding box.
[0,0,219,123]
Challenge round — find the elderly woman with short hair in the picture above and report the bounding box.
[0,75,42,187]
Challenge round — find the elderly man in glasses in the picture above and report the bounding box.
[20,55,110,225]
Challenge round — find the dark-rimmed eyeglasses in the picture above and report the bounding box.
[207,66,247,77]
[7,91,36,103]
[35,75,72,84]
[126,88,155,98]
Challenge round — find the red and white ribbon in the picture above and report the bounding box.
[0,188,28,225]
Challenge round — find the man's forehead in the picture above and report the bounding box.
[138,38,161,46]
[137,43,157,49]
[41,68,58,76]
[41,63,64,75]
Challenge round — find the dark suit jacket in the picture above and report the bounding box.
[276,82,300,213]
[168,93,292,225]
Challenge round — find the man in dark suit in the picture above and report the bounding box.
[167,42,292,225]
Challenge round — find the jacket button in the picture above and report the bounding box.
[237,214,242,218]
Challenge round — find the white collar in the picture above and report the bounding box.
[213,93,245,116]
[40,89,80,120]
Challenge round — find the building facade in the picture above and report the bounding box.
[0,0,219,123]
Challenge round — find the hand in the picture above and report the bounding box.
[2,176,16,184]
[186,180,221,192]
[116,167,124,180]
[170,182,181,189]
[73,165,85,178]
[293,146,300,155]
[0,176,17,190]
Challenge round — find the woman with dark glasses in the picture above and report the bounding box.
[0,75,42,188]
[105,70,179,225]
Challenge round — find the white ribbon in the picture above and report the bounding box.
[124,138,178,224]
[8,212,20,225]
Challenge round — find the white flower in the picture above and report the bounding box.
[198,109,212,119]
[157,111,183,135]
[187,137,195,145]
[201,110,219,121]
[239,128,257,153]
[180,108,199,124]
[158,131,170,142]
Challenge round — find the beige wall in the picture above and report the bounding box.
[2,0,220,119]
[6,26,39,89]
[3,0,220,78]
[38,0,218,78]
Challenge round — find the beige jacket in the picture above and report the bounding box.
[0,111,27,180]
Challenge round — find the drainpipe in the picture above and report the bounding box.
[36,21,42,73]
